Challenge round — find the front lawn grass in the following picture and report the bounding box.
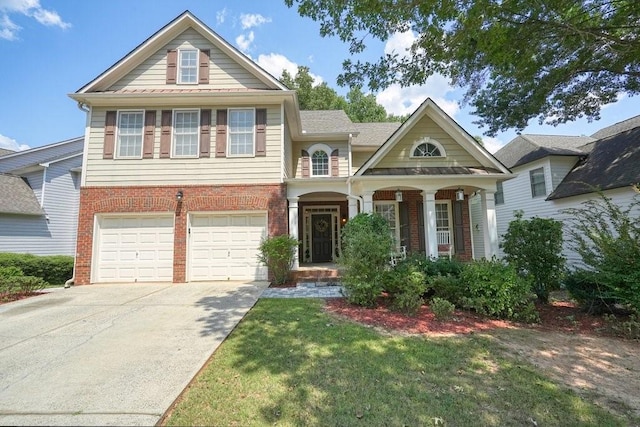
[163,299,630,426]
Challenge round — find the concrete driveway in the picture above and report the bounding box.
[0,281,267,426]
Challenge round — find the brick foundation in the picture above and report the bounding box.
[74,183,287,285]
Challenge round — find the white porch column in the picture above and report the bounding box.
[480,190,499,258]
[421,191,438,259]
[348,197,358,218]
[288,197,300,270]
[362,191,374,213]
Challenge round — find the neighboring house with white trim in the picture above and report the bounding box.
[494,116,640,268]
[0,137,84,256]
[69,11,513,285]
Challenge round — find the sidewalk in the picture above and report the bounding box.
[261,282,345,298]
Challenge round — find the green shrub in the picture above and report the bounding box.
[603,314,640,339]
[383,263,427,315]
[257,235,299,286]
[402,253,463,278]
[338,213,393,307]
[564,270,618,314]
[428,274,465,305]
[430,297,455,320]
[562,191,640,313]
[0,253,73,285]
[501,211,565,303]
[0,266,47,298]
[459,258,539,323]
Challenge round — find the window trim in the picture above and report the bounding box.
[529,167,547,198]
[115,110,145,159]
[410,137,446,158]
[171,109,200,158]
[374,201,401,250]
[227,107,256,158]
[307,143,332,177]
[177,48,199,85]
[495,181,505,205]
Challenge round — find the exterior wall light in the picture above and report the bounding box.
[456,188,465,201]
[395,190,403,202]
[176,190,184,201]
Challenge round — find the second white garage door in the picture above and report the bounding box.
[189,213,268,281]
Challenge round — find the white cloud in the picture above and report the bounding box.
[0,133,29,151]
[216,7,228,25]
[480,136,506,154]
[236,31,254,52]
[240,13,271,29]
[0,0,69,40]
[384,29,418,58]
[376,76,459,117]
[256,53,323,85]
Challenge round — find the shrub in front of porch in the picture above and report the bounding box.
[258,234,300,286]
[338,213,393,307]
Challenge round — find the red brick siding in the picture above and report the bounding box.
[75,184,287,285]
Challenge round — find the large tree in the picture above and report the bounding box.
[285,0,640,136]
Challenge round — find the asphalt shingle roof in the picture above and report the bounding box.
[351,122,402,147]
[590,114,640,140]
[0,174,45,215]
[494,134,594,168]
[299,110,356,134]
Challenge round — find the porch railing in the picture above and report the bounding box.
[437,230,450,245]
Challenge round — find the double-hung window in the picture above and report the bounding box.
[435,202,452,246]
[178,49,198,84]
[116,111,144,158]
[374,202,400,249]
[495,182,505,205]
[173,110,199,157]
[530,167,546,198]
[228,108,254,156]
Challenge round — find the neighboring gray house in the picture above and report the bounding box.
[0,137,84,256]
[494,116,640,268]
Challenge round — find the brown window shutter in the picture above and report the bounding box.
[216,109,227,158]
[198,49,210,84]
[166,49,177,84]
[143,110,156,159]
[199,109,211,158]
[103,111,117,159]
[331,149,339,176]
[301,149,310,177]
[160,110,172,158]
[255,108,267,157]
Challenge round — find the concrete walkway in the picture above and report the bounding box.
[0,281,267,426]
[261,282,345,298]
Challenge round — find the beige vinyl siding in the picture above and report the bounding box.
[352,151,373,174]
[85,106,282,186]
[376,116,481,168]
[109,28,270,91]
[283,121,292,179]
[292,140,349,178]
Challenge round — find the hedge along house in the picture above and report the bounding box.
[69,11,512,285]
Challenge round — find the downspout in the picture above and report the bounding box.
[65,102,90,288]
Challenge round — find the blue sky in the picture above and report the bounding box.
[0,0,638,153]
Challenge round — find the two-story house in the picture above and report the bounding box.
[69,11,512,285]
[494,116,640,268]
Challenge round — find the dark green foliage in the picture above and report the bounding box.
[402,253,464,278]
[564,270,618,314]
[0,253,73,285]
[257,235,300,286]
[430,297,456,320]
[501,211,566,303]
[338,213,393,307]
[459,258,539,323]
[0,266,47,299]
[383,263,427,315]
[428,274,465,306]
[563,191,640,313]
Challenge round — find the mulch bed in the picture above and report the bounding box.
[325,296,631,339]
[0,291,46,305]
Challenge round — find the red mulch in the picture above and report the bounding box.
[0,291,46,305]
[324,296,625,338]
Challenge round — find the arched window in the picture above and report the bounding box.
[414,142,441,157]
[311,150,329,176]
[411,138,446,158]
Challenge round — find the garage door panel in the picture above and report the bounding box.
[189,213,267,281]
[96,215,174,283]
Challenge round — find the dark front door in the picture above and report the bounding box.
[311,214,333,262]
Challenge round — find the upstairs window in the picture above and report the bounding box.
[530,167,546,198]
[311,150,329,176]
[495,182,505,205]
[116,111,144,158]
[228,108,254,156]
[172,110,199,157]
[411,137,446,158]
[178,49,198,84]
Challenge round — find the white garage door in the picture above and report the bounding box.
[189,213,267,281]
[95,215,174,283]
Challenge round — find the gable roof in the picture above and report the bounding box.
[299,110,356,134]
[351,122,402,148]
[74,10,287,94]
[494,134,594,169]
[355,98,510,176]
[0,174,45,216]
[0,137,84,174]
[590,114,640,140]
[547,126,640,200]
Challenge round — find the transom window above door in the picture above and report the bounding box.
[411,137,446,158]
